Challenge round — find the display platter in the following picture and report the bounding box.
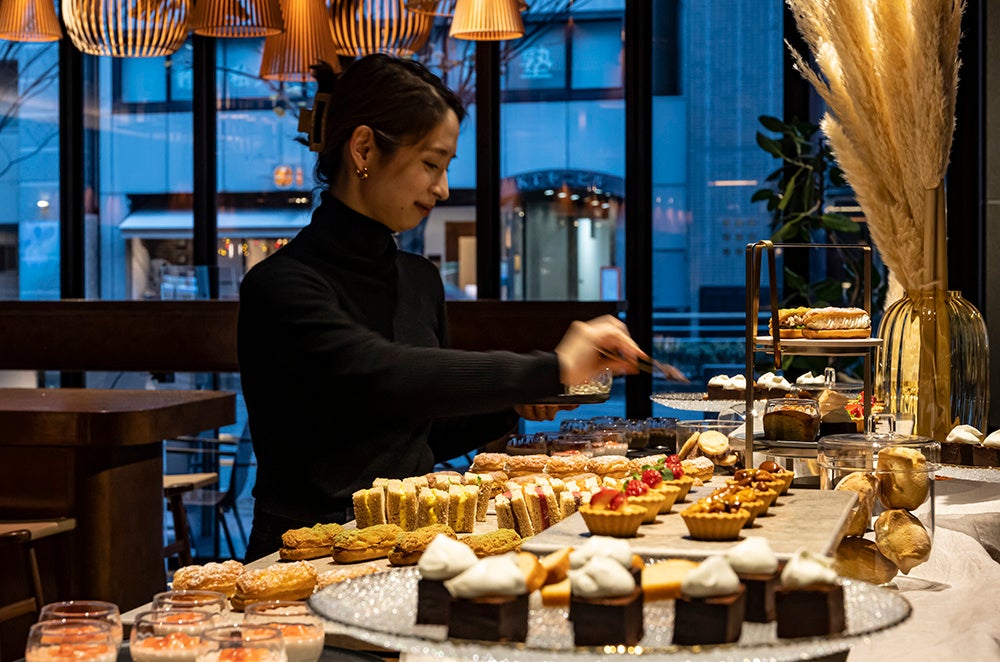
[755,336,883,356]
[650,392,757,413]
[532,392,611,405]
[309,568,910,662]
[521,477,855,559]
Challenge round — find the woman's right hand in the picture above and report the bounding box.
[554,315,647,386]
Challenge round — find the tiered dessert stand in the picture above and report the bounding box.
[744,240,882,463]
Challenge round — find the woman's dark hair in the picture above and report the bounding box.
[309,54,466,186]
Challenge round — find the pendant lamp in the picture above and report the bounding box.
[449,0,523,41]
[0,0,62,42]
[328,0,433,57]
[260,0,339,80]
[62,0,190,56]
[190,0,284,37]
[404,0,526,17]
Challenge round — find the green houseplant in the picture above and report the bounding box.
[752,115,884,310]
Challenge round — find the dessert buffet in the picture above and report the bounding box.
[111,450,913,662]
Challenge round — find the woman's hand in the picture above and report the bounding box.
[515,404,577,421]
[554,314,647,386]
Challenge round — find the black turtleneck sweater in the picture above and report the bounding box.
[238,193,563,522]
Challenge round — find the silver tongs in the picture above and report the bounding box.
[596,348,690,383]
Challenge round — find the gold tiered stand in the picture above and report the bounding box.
[744,240,883,463]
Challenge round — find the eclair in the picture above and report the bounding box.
[231,561,317,611]
[171,560,244,597]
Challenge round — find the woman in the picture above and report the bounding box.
[238,54,643,559]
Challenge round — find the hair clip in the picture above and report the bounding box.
[298,92,331,153]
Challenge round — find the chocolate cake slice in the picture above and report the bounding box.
[446,593,529,642]
[672,585,746,646]
[570,587,644,647]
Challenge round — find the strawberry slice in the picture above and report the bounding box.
[589,487,621,510]
[609,492,627,510]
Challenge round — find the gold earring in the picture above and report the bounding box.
[355,166,369,180]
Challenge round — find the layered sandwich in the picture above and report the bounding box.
[767,307,810,338]
[801,306,871,339]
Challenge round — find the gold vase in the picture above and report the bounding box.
[876,290,989,439]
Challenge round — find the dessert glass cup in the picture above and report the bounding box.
[130,610,215,662]
[195,625,287,662]
[645,416,678,452]
[566,367,613,396]
[763,397,821,441]
[504,433,549,456]
[243,601,324,662]
[152,591,229,620]
[547,433,594,458]
[26,618,117,662]
[818,414,939,584]
[559,418,593,433]
[38,601,123,646]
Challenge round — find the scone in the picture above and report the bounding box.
[171,560,244,597]
[833,537,897,585]
[877,447,929,510]
[388,523,456,566]
[834,471,878,536]
[331,523,404,563]
[279,522,344,560]
[874,509,931,574]
[231,561,318,611]
[681,456,715,482]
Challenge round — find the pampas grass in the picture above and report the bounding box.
[785,0,963,292]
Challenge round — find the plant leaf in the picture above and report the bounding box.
[771,220,800,242]
[777,172,799,211]
[756,133,783,158]
[751,189,774,202]
[759,115,786,133]
[821,213,861,233]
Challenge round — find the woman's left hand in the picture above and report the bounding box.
[515,403,578,421]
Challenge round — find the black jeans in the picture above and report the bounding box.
[244,503,353,562]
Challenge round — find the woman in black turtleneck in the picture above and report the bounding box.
[238,54,644,560]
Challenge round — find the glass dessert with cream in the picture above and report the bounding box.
[243,602,323,662]
[26,619,118,662]
[130,610,214,662]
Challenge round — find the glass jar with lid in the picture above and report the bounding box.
[818,414,938,584]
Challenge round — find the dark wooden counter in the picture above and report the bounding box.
[0,388,236,610]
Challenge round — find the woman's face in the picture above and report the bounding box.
[364,109,460,233]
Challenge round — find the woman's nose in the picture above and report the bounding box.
[431,171,449,201]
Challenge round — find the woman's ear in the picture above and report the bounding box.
[346,125,376,174]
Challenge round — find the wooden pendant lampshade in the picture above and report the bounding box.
[449,0,523,41]
[328,0,433,57]
[260,0,339,81]
[404,0,526,17]
[61,0,190,56]
[190,0,284,37]
[0,0,62,42]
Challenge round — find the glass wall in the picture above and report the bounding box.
[0,41,60,301]
[651,1,784,406]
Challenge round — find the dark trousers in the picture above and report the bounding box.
[244,503,353,562]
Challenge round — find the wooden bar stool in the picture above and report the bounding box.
[163,482,196,567]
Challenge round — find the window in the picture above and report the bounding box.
[0,42,60,300]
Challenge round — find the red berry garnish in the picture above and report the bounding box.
[609,492,627,510]
[641,468,663,488]
[625,479,649,496]
[665,454,681,465]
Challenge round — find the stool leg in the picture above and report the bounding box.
[164,485,194,567]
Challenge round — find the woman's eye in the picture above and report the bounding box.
[424,161,439,170]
